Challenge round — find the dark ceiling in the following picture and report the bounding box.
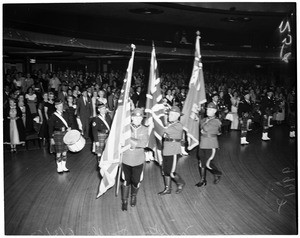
[3,2,296,63]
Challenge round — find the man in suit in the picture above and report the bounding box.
[76,86,93,139]
[131,86,141,108]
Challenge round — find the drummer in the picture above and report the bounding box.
[91,103,112,162]
[48,99,71,174]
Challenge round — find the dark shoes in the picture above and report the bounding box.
[195,180,207,187]
[158,187,171,195]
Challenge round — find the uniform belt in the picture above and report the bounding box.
[201,133,217,138]
[98,131,109,134]
[163,138,182,142]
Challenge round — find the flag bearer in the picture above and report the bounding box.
[121,108,149,211]
[157,106,186,195]
[196,102,222,187]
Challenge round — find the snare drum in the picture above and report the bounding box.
[63,130,86,152]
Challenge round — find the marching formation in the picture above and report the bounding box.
[3,37,296,213]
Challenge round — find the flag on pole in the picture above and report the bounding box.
[180,32,207,150]
[96,45,135,198]
[145,44,166,164]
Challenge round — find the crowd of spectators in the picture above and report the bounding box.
[3,64,296,152]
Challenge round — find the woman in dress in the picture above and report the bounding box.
[4,98,26,152]
[44,91,56,121]
[97,89,107,106]
[229,91,240,130]
[165,89,174,107]
[25,86,38,117]
[64,95,79,130]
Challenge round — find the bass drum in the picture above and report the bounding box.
[63,130,86,152]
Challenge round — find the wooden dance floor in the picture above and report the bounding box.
[3,125,297,235]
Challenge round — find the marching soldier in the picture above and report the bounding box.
[91,103,112,162]
[260,88,275,141]
[156,106,186,195]
[238,90,253,145]
[196,102,222,187]
[48,99,71,173]
[121,108,149,211]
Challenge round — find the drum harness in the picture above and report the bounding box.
[54,112,69,130]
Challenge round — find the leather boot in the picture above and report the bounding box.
[158,176,171,195]
[195,167,207,187]
[130,185,139,207]
[209,163,222,184]
[173,173,185,194]
[121,185,130,211]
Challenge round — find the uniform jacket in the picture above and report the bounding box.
[122,124,149,166]
[48,111,71,139]
[91,114,112,141]
[260,96,275,115]
[238,99,253,118]
[162,121,183,156]
[199,116,221,149]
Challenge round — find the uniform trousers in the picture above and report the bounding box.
[198,148,222,175]
[122,163,144,188]
[162,154,178,177]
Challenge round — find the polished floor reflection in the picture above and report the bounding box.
[4,124,297,235]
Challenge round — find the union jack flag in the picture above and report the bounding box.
[180,32,207,150]
[96,45,135,198]
[145,45,166,164]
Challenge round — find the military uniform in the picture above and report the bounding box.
[260,89,275,140]
[121,108,149,211]
[238,92,253,145]
[196,102,222,187]
[48,100,71,173]
[91,112,112,159]
[158,106,185,195]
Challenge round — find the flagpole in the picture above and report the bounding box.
[115,44,136,197]
[115,153,123,197]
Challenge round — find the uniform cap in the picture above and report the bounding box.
[207,102,217,110]
[169,106,183,115]
[131,108,145,117]
[211,91,219,98]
